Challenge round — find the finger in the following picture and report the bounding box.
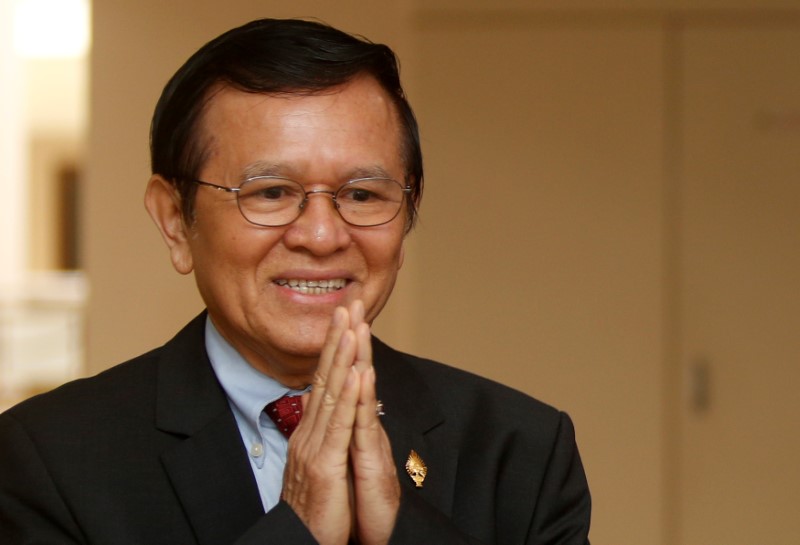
[351,366,401,545]
[353,366,381,450]
[282,369,355,544]
[353,321,372,373]
[347,300,371,374]
[352,366,395,471]
[284,353,358,510]
[349,299,365,328]
[304,306,349,418]
[318,365,360,457]
[306,329,359,436]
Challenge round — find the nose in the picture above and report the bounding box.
[282,191,351,255]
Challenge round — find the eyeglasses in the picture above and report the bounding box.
[193,176,412,227]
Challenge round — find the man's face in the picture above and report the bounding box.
[174,77,408,384]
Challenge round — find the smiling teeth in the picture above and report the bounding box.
[275,279,347,294]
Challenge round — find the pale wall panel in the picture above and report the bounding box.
[409,19,665,545]
[679,25,800,545]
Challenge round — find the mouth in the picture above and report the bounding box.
[274,278,348,295]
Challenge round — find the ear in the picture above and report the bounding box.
[144,175,194,275]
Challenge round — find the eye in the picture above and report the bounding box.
[255,185,287,200]
[348,188,376,202]
[239,178,303,203]
[338,179,398,205]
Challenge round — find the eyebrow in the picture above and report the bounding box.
[346,166,394,180]
[241,161,395,182]
[241,161,284,180]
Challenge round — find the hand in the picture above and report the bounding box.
[343,301,401,544]
[350,324,400,545]
[280,301,401,545]
[281,305,359,545]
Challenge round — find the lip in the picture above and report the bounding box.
[272,269,353,282]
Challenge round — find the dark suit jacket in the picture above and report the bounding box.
[0,313,591,544]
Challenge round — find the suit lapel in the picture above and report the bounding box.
[154,314,263,545]
[373,339,458,518]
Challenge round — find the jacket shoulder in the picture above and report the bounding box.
[2,346,163,432]
[3,312,207,430]
[373,339,565,435]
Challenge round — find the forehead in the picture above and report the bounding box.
[196,78,405,181]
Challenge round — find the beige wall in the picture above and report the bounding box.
[411,16,666,544]
[87,2,800,544]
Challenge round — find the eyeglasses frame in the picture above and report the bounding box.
[191,175,413,227]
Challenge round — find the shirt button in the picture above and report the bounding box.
[250,443,264,458]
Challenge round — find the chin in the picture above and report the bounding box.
[274,326,327,358]
[283,340,325,359]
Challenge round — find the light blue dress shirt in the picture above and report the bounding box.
[204,317,306,512]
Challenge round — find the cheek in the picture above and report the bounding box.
[360,232,405,317]
[364,233,405,274]
[202,219,277,260]
[386,236,406,271]
[191,226,266,288]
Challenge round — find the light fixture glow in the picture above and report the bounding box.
[13,0,91,59]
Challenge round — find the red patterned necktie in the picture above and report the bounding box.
[265,395,303,438]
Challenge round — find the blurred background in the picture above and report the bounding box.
[1,1,798,544]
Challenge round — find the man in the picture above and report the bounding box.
[0,18,591,545]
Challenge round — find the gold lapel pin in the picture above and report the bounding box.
[405,450,427,488]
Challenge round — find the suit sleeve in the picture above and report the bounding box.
[526,412,592,545]
[387,412,591,545]
[0,413,86,544]
[233,501,337,545]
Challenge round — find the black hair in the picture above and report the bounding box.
[150,18,422,229]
